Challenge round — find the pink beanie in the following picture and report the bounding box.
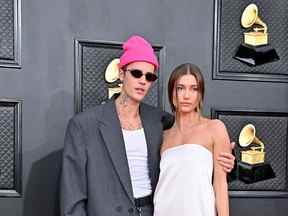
[119,35,159,70]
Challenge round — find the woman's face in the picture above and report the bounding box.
[119,61,156,103]
[173,74,200,113]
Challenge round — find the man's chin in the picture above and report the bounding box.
[127,94,145,103]
[135,96,145,103]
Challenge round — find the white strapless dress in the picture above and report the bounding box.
[153,144,215,216]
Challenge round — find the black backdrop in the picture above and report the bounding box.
[0,0,288,215]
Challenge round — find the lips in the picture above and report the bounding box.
[135,87,145,94]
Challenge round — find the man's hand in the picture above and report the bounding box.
[217,142,235,173]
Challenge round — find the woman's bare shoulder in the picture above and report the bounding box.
[161,127,178,149]
[205,119,228,140]
[163,127,175,139]
[208,119,231,148]
[207,119,226,131]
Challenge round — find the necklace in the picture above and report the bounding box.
[116,100,142,130]
[120,118,142,130]
[117,111,142,130]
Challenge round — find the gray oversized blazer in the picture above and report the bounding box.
[61,99,172,216]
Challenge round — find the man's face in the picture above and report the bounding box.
[119,61,156,103]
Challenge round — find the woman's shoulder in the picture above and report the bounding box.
[206,119,231,146]
[161,127,179,153]
[203,119,228,137]
[162,126,179,144]
[206,118,226,129]
[163,127,175,138]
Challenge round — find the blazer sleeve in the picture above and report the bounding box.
[61,118,87,216]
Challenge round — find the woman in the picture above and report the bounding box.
[154,63,230,216]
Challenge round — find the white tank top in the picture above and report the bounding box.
[122,128,152,198]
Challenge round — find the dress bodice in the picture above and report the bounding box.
[153,144,216,216]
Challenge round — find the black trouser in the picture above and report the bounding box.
[134,195,154,216]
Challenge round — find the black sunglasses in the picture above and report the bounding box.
[126,69,158,82]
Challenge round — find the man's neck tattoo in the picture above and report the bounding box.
[119,93,129,107]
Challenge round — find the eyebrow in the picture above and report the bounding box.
[176,84,198,87]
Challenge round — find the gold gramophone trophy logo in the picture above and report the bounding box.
[237,124,275,184]
[104,58,122,99]
[233,3,279,66]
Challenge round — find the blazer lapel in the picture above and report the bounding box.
[99,100,134,203]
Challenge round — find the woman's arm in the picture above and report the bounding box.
[211,119,231,216]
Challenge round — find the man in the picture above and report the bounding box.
[61,35,234,216]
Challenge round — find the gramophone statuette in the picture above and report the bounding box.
[237,123,275,184]
[104,58,122,99]
[239,124,265,164]
[233,3,280,66]
[241,4,268,46]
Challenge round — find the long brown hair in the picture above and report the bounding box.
[168,63,205,112]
